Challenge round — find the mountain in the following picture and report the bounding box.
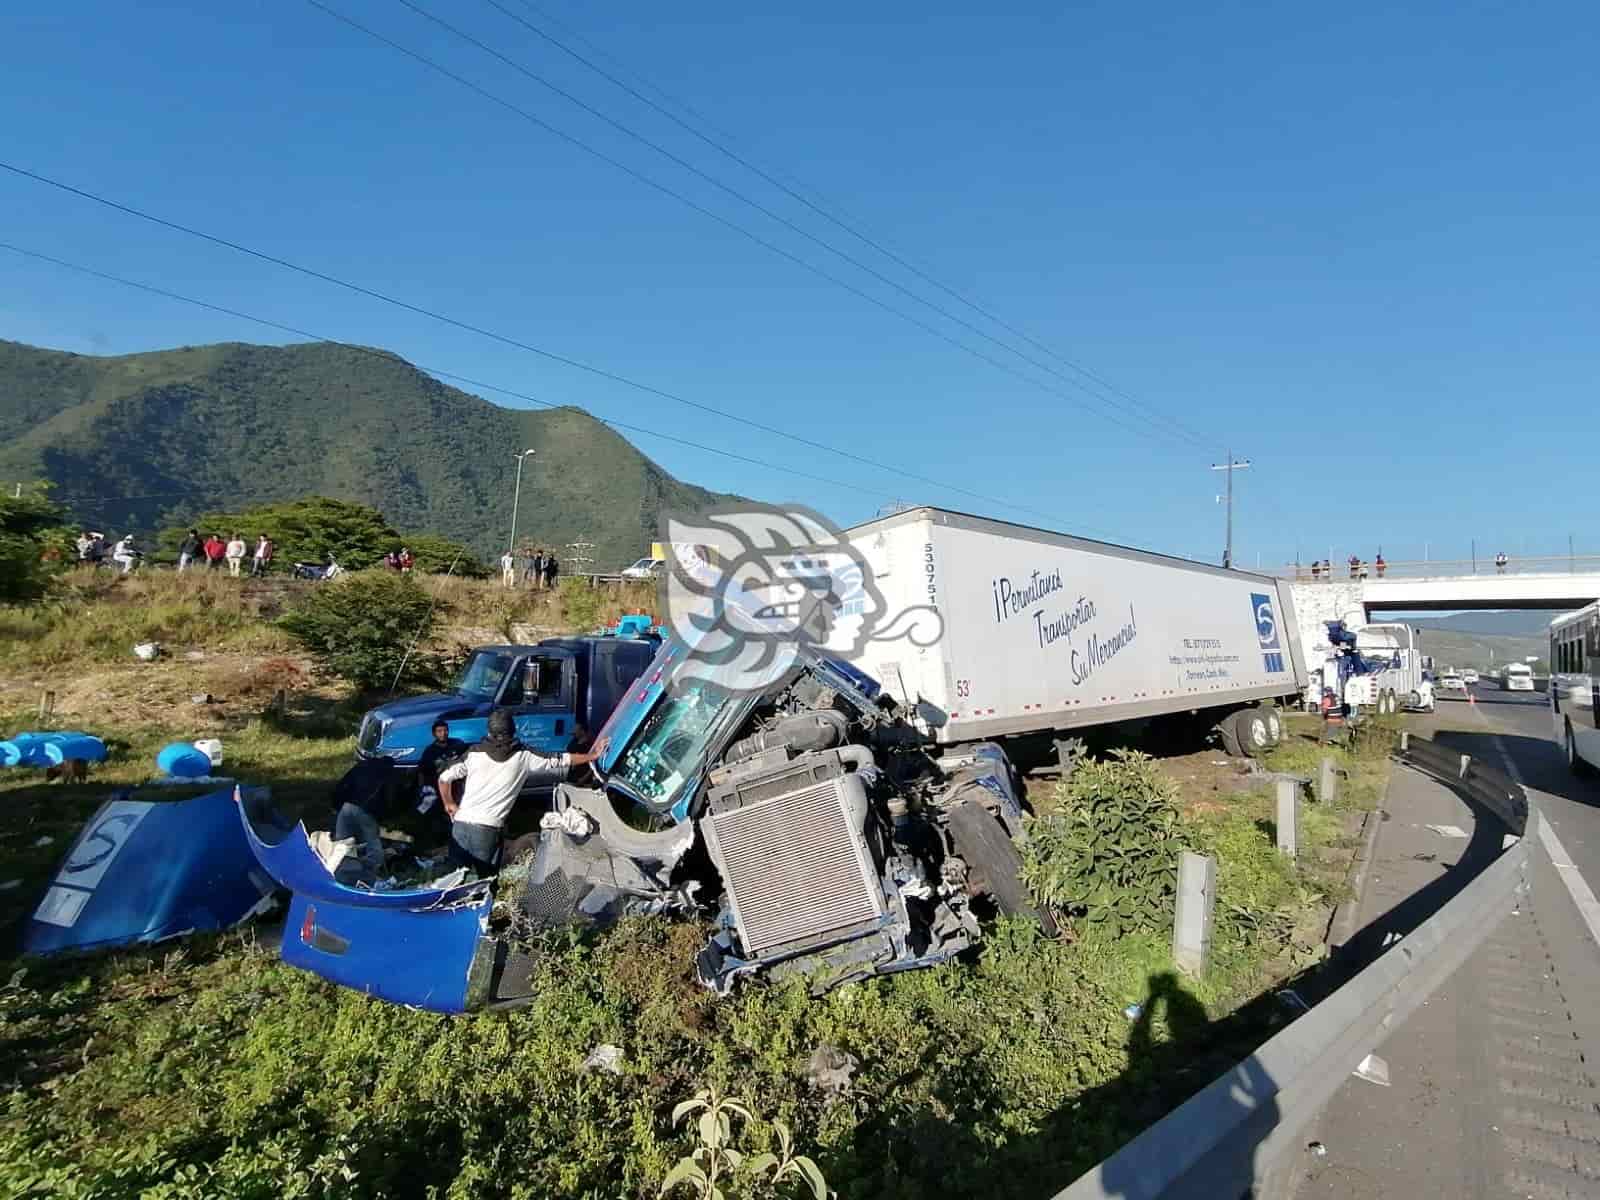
[0,338,745,569]
[1406,611,1559,637]
[1409,629,1547,674]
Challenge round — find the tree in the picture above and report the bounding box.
[0,489,73,604]
[279,569,440,691]
[164,497,399,569]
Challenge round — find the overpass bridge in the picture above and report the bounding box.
[1284,555,1600,654]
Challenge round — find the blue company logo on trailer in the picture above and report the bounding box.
[1251,592,1286,673]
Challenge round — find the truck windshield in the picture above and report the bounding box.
[610,676,737,808]
[453,651,514,701]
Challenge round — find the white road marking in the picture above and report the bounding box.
[1479,725,1600,948]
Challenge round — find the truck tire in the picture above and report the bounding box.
[946,800,1058,936]
[1215,712,1244,757]
[1232,708,1271,758]
[1263,707,1283,746]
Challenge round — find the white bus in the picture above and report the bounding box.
[1551,603,1599,776]
[1503,662,1536,692]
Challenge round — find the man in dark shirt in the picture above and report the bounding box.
[416,720,466,841]
[332,755,396,881]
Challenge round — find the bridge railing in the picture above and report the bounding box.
[1278,554,1600,583]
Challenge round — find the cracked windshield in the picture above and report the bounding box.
[611,676,736,807]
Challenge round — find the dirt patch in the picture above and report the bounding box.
[1155,748,1262,817]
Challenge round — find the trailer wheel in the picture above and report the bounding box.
[946,801,1059,936]
[1232,709,1271,758]
[1215,712,1244,757]
[1263,707,1283,746]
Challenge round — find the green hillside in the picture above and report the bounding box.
[0,338,743,568]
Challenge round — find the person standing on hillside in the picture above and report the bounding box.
[204,533,226,571]
[111,533,140,574]
[500,550,516,588]
[225,533,247,577]
[530,549,546,590]
[251,534,273,578]
[177,529,202,572]
[520,547,536,587]
[398,547,414,574]
[436,710,608,875]
[542,552,559,591]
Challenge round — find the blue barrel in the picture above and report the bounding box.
[0,731,98,767]
[42,733,107,764]
[157,742,213,779]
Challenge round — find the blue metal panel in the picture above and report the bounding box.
[280,890,488,1013]
[238,799,495,1013]
[23,788,275,955]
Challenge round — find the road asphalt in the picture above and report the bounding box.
[1289,686,1600,1199]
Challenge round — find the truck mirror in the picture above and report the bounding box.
[526,661,543,697]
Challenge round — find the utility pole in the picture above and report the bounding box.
[1210,453,1250,569]
[507,448,536,554]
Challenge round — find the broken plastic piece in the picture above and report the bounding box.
[581,1044,624,1075]
[1307,1141,1327,1157]
[1424,824,1469,839]
[806,1044,859,1095]
[1352,1053,1391,1086]
[1123,1003,1144,1020]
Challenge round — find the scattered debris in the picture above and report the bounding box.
[1352,1053,1391,1087]
[1424,824,1469,839]
[1307,1141,1327,1157]
[132,642,161,661]
[1275,989,1309,1013]
[0,879,20,891]
[1412,853,1438,862]
[806,1045,860,1096]
[190,694,213,706]
[581,1044,624,1076]
[1123,1002,1144,1020]
[32,836,53,848]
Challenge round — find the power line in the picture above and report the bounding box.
[490,0,1213,449]
[0,163,1095,516]
[5,240,1132,540]
[378,0,1208,449]
[296,0,1192,450]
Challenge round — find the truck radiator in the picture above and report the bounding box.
[701,762,884,962]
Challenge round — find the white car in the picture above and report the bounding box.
[1438,672,1467,696]
[1462,669,1480,685]
[619,557,665,580]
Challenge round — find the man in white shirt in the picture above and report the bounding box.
[500,551,516,588]
[436,709,608,874]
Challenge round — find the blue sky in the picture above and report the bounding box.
[3,0,1596,568]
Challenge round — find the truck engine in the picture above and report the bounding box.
[510,646,1055,993]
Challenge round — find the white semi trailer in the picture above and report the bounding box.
[844,508,1310,760]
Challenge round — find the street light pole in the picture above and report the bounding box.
[1210,452,1251,569]
[508,449,536,555]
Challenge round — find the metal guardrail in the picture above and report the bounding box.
[1278,554,1600,583]
[1051,736,1532,1200]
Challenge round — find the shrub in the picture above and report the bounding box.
[400,533,488,578]
[0,491,73,604]
[280,570,440,691]
[557,576,605,630]
[1020,748,1182,936]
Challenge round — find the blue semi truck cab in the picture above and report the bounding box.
[355,619,661,765]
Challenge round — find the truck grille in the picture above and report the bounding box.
[700,772,883,961]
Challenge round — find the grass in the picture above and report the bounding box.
[0,578,1403,1198]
